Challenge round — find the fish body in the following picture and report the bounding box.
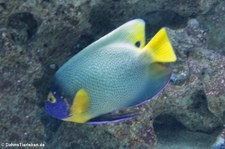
[45,19,176,123]
[211,128,225,149]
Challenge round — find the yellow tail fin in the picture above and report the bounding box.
[144,28,176,62]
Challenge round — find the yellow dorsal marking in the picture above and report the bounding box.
[63,89,91,123]
[143,28,176,62]
[122,20,145,49]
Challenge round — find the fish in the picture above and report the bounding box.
[44,19,177,124]
[211,127,225,149]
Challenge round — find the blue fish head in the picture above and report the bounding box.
[45,90,70,120]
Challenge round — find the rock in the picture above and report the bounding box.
[198,0,225,55]
[151,22,224,132]
[155,115,222,149]
[0,28,45,145]
[46,123,126,149]
[187,19,199,29]
[0,0,224,149]
[203,53,225,119]
[7,12,38,43]
[49,64,56,70]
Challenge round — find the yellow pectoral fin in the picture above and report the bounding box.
[144,28,176,63]
[71,89,90,114]
[63,89,91,123]
[63,113,92,123]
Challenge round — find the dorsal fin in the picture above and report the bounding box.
[84,19,145,51]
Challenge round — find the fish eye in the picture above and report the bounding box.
[135,41,141,48]
[47,93,56,103]
[48,96,56,103]
[48,97,56,103]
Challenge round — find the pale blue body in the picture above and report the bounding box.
[54,43,170,119]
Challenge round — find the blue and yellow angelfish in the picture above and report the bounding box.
[45,19,177,124]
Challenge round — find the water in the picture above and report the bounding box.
[0,0,224,149]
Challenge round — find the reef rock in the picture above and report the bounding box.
[0,0,224,149]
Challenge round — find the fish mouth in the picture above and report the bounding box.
[44,102,55,117]
[44,102,70,119]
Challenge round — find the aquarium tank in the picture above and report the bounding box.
[0,0,224,149]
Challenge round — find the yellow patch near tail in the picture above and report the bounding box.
[144,28,176,62]
[63,89,91,123]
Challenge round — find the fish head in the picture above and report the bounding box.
[45,90,70,120]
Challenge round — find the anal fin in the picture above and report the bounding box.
[86,113,138,124]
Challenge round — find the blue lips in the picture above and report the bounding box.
[45,100,70,119]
